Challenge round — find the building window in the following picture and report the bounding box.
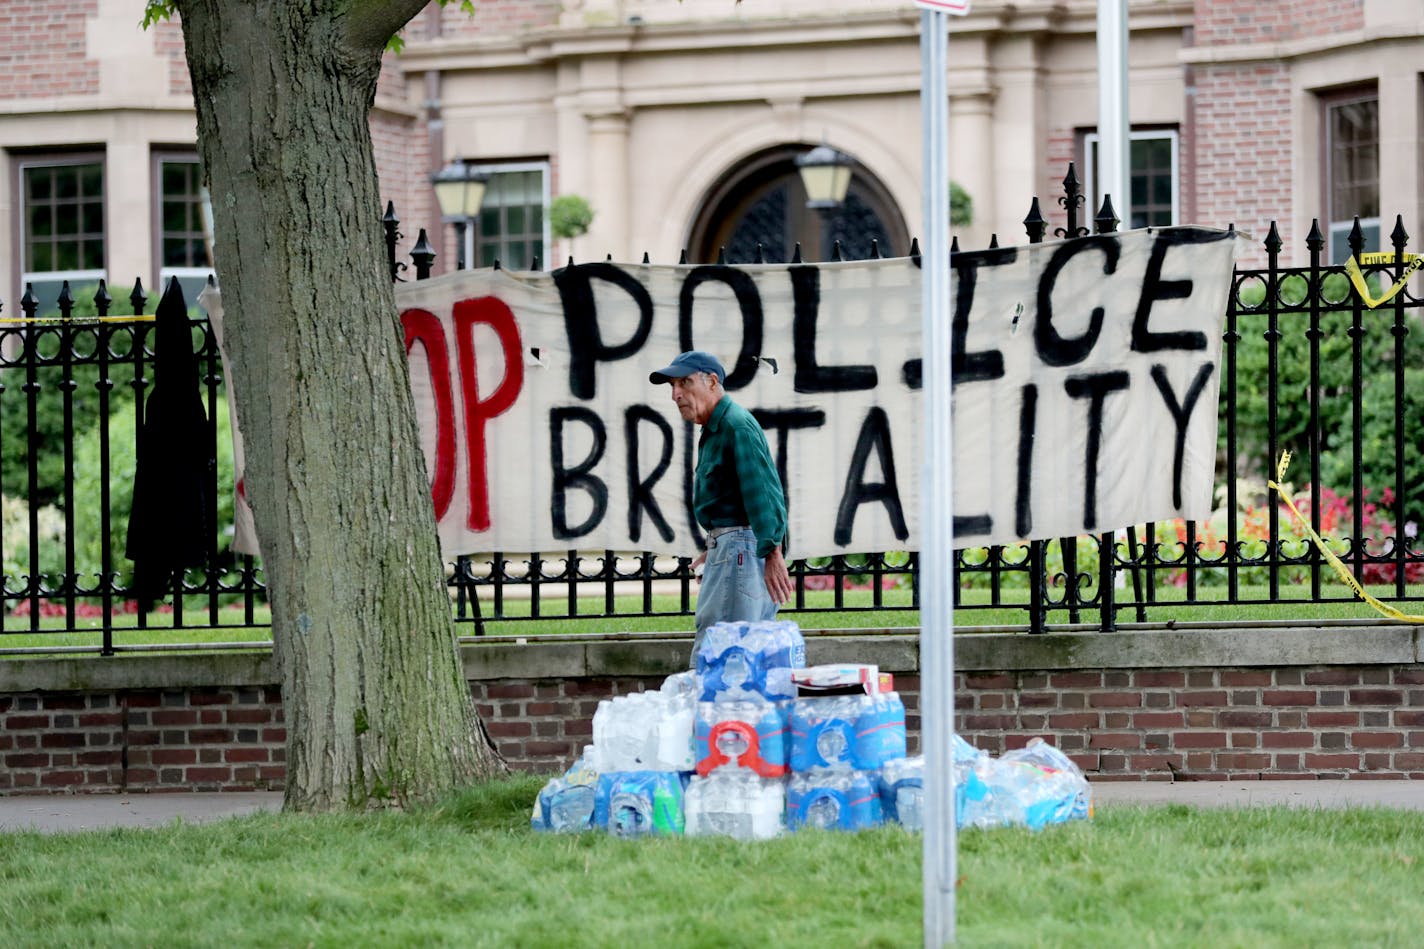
[687,145,908,265]
[154,154,214,303]
[1324,95,1379,264]
[466,162,548,271]
[20,157,106,312]
[1084,129,1179,229]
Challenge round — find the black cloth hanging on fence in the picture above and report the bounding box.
[125,278,213,610]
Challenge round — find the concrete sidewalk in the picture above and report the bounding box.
[0,781,1419,834]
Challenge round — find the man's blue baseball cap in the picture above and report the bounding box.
[649,350,726,385]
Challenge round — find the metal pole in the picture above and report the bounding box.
[1097,0,1131,227]
[920,8,957,947]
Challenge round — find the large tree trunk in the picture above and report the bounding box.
[174,0,501,810]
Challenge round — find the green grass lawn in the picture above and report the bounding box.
[2,775,1421,947]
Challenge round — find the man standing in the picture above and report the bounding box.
[649,351,793,660]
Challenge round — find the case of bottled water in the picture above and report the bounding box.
[531,747,599,833]
[592,771,688,837]
[789,692,907,772]
[694,697,790,777]
[878,755,924,830]
[591,685,696,773]
[695,620,805,702]
[684,771,786,840]
[786,769,883,831]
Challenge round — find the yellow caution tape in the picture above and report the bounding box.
[0,315,155,325]
[1267,450,1424,623]
[1343,252,1423,309]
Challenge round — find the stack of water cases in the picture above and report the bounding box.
[685,620,806,839]
[786,665,907,831]
[531,671,698,836]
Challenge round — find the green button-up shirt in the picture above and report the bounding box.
[695,395,787,559]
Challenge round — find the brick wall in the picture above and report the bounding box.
[1194,0,1365,48]
[1189,62,1293,262]
[152,14,190,98]
[0,686,285,794]
[4,652,1419,793]
[0,0,100,99]
[412,0,561,41]
[952,666,1424,780]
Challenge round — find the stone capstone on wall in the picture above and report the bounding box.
[1,624,1420,793]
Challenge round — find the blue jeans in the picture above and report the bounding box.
[693,528,778,665]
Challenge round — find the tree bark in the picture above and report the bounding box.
[173,0,501,810]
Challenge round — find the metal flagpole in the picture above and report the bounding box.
[1097,0,1131,227]
[918,5,957,946]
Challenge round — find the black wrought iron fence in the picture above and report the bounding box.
[2,165,1420,655]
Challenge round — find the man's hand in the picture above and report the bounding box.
[764,546,793,605]
[691,550,707,579]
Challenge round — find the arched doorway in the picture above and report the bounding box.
[688,145,909,265]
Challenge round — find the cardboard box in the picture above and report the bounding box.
[792,664,893,696]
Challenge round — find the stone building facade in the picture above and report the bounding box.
[4,0,1421,312]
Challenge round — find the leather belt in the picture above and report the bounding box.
[706,525,750,546]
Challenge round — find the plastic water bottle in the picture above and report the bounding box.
[593,771,687,837]
[879,755,924,831]
[786,769,882,831]
[684,771,786,840]
[694,698,789,777]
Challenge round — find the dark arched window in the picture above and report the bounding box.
[688,146,909,264]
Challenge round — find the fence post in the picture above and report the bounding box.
[1304,219,1325,600]
[1263,222,1282,600]
[1093,197,1118,632]
[1024,198,1049,634]
[20,285,41,631]
[58,283,79,626]
[1346,218,1366,583]
[1224,225,1243,601]
[1389,215,1410,596]
[383,201,404,282]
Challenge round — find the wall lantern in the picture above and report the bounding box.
[431,159,490,269]
[795,142,854,211]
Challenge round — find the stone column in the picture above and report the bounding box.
[949,91,996,250]
[586,108,631,259]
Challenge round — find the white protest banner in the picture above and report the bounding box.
[209,227,1237,560]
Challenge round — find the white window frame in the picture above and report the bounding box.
[461,160,552,270]
[1083,128,1180,229]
